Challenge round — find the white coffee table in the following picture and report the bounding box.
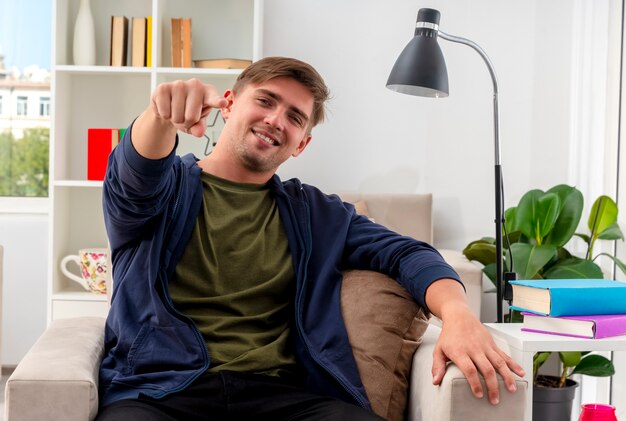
[485,323,626,421]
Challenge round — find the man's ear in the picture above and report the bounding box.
[292,135,312,157]
[221,90,235,119]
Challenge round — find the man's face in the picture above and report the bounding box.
[220,77,314,175]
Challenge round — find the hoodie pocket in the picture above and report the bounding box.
[127,324,206,375]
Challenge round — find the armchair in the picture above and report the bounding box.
[5,194,527,420]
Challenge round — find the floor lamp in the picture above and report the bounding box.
[386,8,507,322]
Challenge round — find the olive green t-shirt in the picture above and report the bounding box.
[169,172,297,377]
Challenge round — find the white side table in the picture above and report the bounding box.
[485,323,626,421]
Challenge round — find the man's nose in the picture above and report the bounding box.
[263,110,285,130]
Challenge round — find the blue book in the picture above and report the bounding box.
[509,279,626,316]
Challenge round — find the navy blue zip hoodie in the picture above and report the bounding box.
[98,127,461,409]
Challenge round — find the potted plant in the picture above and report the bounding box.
[532,351,614,421]
[463,184,623,419]
[463,184,626,286]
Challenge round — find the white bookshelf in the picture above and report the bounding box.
[49,0,263,322]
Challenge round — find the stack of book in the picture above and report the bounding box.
[110,16,152,67]
[510,279,626,339]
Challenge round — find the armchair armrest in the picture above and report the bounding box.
[5,317,106,421]
[407,323,527,421]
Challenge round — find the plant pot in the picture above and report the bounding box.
[533,376,579,421]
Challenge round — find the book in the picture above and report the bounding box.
[110,16,129,66]
[522,312,626,339]
[131,17,147,67]
[181,18,192,68]
[193,58,252,69]
[510,279,626,316]
[146,16,152,67]
[170,18,182,67]
[87,128,120,181]
[170,18,192,67]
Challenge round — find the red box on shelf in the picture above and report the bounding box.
[87,128,120,181]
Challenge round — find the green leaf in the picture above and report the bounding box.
[463,242,496,266]
[514,190,545,240]
[533,352,551,374]
[545,185,584,246]
[535,193,560,241]
[483,263,497,288]
[594,253,626,277]
[515,190,560,244]
[597,222,624,240]
[588,196,618,239]
[504,231,526,248]
[543,257,603,279]
[556,247,573,260]
[573,233,591,245]
[571,354,615,377]
[559,351,582,369]
[505,207,517,234]
[507,243,556,279]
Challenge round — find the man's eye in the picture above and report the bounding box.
[290,115,303,126]
[257,98,271,106]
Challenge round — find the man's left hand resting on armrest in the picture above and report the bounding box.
[426,278,526,405]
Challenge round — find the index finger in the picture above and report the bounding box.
[203,85,228,109]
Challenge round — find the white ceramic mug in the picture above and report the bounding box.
[60,248,108,294]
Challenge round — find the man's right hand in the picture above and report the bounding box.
[132,79,228,160]
[150,78,228,137]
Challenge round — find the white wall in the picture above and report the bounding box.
[0,212,47,365]
[264,0,595,252]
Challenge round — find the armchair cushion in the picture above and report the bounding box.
[341,269,430,421]
[5,317,106,421]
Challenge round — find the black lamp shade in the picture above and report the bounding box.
[386,30,449,98]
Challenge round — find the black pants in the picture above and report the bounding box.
[96,371,384,421]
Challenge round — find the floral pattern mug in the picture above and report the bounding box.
[60,248,108,294]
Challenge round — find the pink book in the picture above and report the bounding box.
[521,312,626,339]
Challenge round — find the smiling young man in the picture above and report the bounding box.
[96,57,524,421]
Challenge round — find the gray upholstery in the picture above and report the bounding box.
[5,317,105,421]
[409,324,527,420]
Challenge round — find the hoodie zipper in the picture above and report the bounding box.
[145,160,210,399]
[293,184,369,409]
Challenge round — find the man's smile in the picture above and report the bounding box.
[252,128,279,146]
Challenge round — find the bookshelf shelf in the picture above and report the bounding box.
[54,180,103,188]
[52,291,108,302]
[155,67,244,76]
[55,65,153,75]
[49,0,263,322]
